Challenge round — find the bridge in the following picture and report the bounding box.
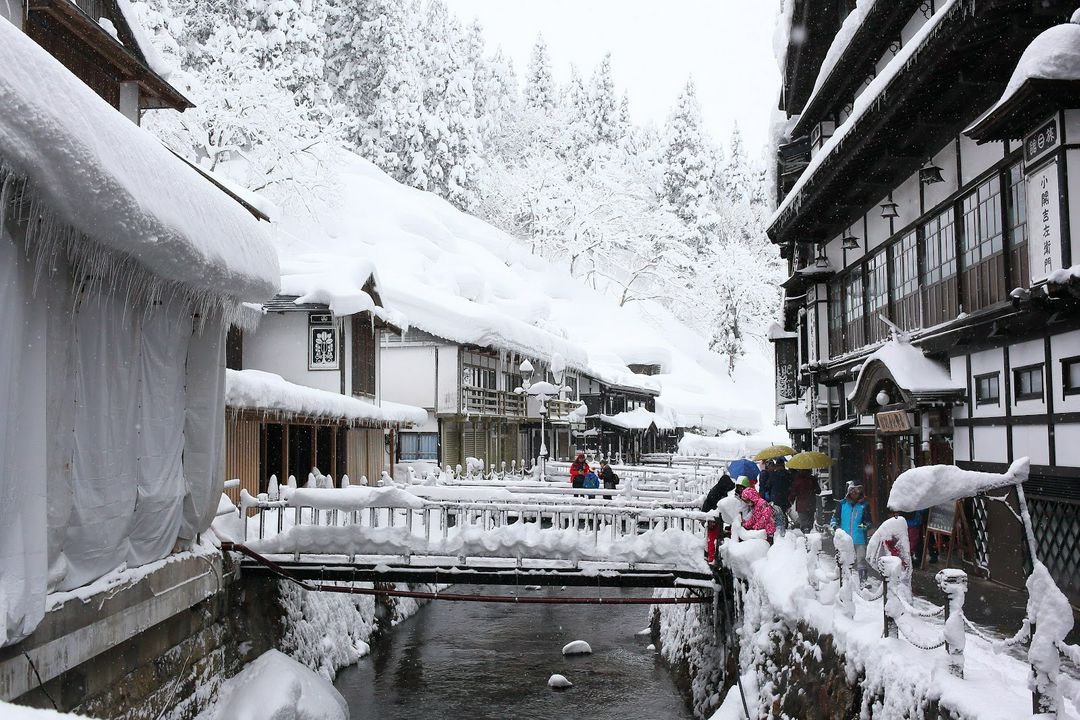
[219,476,720,604]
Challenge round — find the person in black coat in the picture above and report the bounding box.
[770,459,794,512]
[702,473,736,513]
[702,473,735,565]
[598,460,619,491]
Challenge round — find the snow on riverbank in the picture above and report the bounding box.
[0,703,99,719]
[719,533,1080,719]
[196,650,347,720]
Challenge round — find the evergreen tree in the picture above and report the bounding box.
[660,78,719,252]
[524,34,556,114]
[588,53,619,146]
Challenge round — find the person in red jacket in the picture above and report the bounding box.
[569,451,591,490]
[736,478,775,540]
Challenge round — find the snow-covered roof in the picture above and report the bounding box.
[847,339,963,401]
[812,417,856,435]
[599,408,674,431]
[251,149,769,434]
[115,0,177,81]
[769,0,958,230]
[225,369,426,427]
[979,21,1080,122]
[767,321,798,341]
[0,19,278,309]
[802,0,878,118]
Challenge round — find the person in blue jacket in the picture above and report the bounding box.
[831,484,873,584]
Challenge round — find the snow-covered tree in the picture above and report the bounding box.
[588,53,619,146]
[660,78,719,252]
[524,34,556,114]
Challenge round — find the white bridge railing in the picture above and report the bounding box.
[235,486,711,570]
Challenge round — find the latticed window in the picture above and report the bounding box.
[351,314,376,396]
[891,230,920,331]
[922,208,958,326]
[828,278,844,358]
[866,250,889,343]
[843,271,865,353]
[961,177,1006,310]
[1007,162,1029,289]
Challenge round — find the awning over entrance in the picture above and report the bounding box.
[813,418,857,435]
[847,339,965,413]
[598,407,674,432]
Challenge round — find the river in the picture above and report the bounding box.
[334,586,694,719]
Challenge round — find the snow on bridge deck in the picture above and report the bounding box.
[219,485,714,588]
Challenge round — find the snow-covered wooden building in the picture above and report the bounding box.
[223,278,426,494]
[0,5,278,646]
[771,0,1080,599]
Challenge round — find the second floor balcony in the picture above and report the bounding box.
[462,386,526,418]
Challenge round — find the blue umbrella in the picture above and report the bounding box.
[727,458,759,481]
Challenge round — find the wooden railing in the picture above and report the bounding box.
[462,386,525,417]
[546,398,581,421]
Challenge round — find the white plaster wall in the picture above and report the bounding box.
[959,134,1005,186]
[1054,423,1080,467]
[244,313,340,393]
[1011,424,1049,466]
[950,356,969,419]
[899,8,928,45]
[436,344,459,414]
[865,206,891,250]
[1008,339,1047,417]
[972,426,1008,463]
[1051,329,1080,412]
[0,0,23,25]
[381,345,436,410]
[969,348,1005,418]
[922,142,959,211]
[952,423,970,462]
[892,172,922,232]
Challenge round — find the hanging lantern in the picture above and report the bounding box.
[880,201,899,219]
[842,233,860,250]
[814,244,830,269]
[919,164,945,185]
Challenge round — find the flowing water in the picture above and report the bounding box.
[335,586,694,720]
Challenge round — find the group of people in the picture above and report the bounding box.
[568,451,619,492]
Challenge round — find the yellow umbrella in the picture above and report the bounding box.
[787,451,833,470]
[752,445,796,462]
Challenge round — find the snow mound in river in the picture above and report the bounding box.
[548,674,573,689]
[203,649,348,720]
[562,640,592,655]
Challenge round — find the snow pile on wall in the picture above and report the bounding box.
[269,150,770,434]
[654,589,725,717]
[226,369,426,426]
[197,649,348,720]
[248,522,708,572]
[600,407,673,431]
[982,20,1080,119]
[716,533,1070,719]
[888,457,1029,511]
[0,703,100,719]
[0,18,278,308]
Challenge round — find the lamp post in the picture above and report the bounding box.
[516,357,571,482]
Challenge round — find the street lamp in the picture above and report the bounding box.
[515,357,566,482]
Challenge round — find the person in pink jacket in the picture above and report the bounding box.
[736,477,775,540]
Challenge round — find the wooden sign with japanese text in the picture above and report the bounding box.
[875,409,910,434]
[1025,158,1062,285]
[1024,117,1060,166]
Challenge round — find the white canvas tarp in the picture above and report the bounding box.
[0,228,47,647]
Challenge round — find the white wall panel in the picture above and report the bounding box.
[1054,423,1080,468]
[1011,424,1049,466]
[244,313,339,393]
[972,426,1008,463]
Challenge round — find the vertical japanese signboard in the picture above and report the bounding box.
[1025,158,1062,285]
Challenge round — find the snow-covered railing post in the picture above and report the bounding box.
[935,568,967,679]
[833,528,855,619]
[880,555,903,639]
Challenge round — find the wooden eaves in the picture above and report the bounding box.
[28,0,193,111]
[966,77,1080,142]
[768,0,1061,247]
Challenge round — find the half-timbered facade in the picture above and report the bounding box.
[771,0,1080,600]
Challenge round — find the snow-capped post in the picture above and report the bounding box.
[833,528,855,619]
[935,568,967,679]
[880,555,903,640]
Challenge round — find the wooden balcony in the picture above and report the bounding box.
[546,398,582,422]
[462,387,525,418]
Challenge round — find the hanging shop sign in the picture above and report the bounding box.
[1023,116,1060,167]
[1025,157,1063,285]
[309,325,339,370]
[875,409,911,434]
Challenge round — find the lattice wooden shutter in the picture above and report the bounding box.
[351,314,376,396]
